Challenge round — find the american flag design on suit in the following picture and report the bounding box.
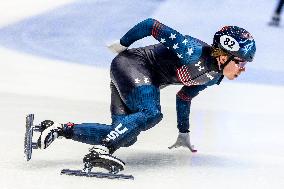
[176,65,199,86]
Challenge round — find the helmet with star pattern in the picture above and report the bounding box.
[213,26,256,62]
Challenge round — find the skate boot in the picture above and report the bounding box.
[83,145,125,174]
[37,120,64,149]
[269,14,280,26]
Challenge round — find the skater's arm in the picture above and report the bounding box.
[170,85,206,153]
[176,85,207,133]
[120,18,203,64]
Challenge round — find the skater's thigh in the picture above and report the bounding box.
[110,82,130,115]
[110,52,156,104]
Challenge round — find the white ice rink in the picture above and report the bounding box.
[0,0,284,188]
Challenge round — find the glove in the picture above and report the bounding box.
[107,40,127,54]
[168,132,197,153]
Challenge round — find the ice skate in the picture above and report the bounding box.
[83,145,125,174]
[269,14,280,26]
[37,120,64,149]
[24,114,75,161]
[61,145,134,179]
[24,114,52,161]
[24,114,38,161]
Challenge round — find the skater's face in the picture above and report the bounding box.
[219,55,246,80]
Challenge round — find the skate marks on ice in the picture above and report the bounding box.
[18,150,251,170]
[19,146,252,173]
[119,150,284,185]
[17,150,252,182]
[120,150,253,172]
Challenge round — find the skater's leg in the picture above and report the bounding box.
[70,122,113,145]
[105,85,163,153]
[110,81,138,147]
[38,121,114,147]
[71,84,130,173]
[64,53,162,172]
[55,81,130,146]
[270,0,284,26]
[70,88,160,173]
[105,52,163,152]
[110,81,130,125]
[276,0,284,15]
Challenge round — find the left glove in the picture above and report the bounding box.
[107,40,127,54]
[168,132,197,153]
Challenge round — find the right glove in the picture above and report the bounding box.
[168,132,197,153]
[107,40,128,54]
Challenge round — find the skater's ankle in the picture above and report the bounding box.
[62,122,75,139]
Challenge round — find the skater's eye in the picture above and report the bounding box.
[233,57,247,68]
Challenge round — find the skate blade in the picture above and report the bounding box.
[61,169,134,180]
[24,114,41,161]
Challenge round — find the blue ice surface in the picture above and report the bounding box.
[0,0,283,86]
[0,0,164,67]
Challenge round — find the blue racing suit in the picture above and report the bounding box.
[65,18,223,153]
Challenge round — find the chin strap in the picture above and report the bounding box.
[219,55,234,73]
